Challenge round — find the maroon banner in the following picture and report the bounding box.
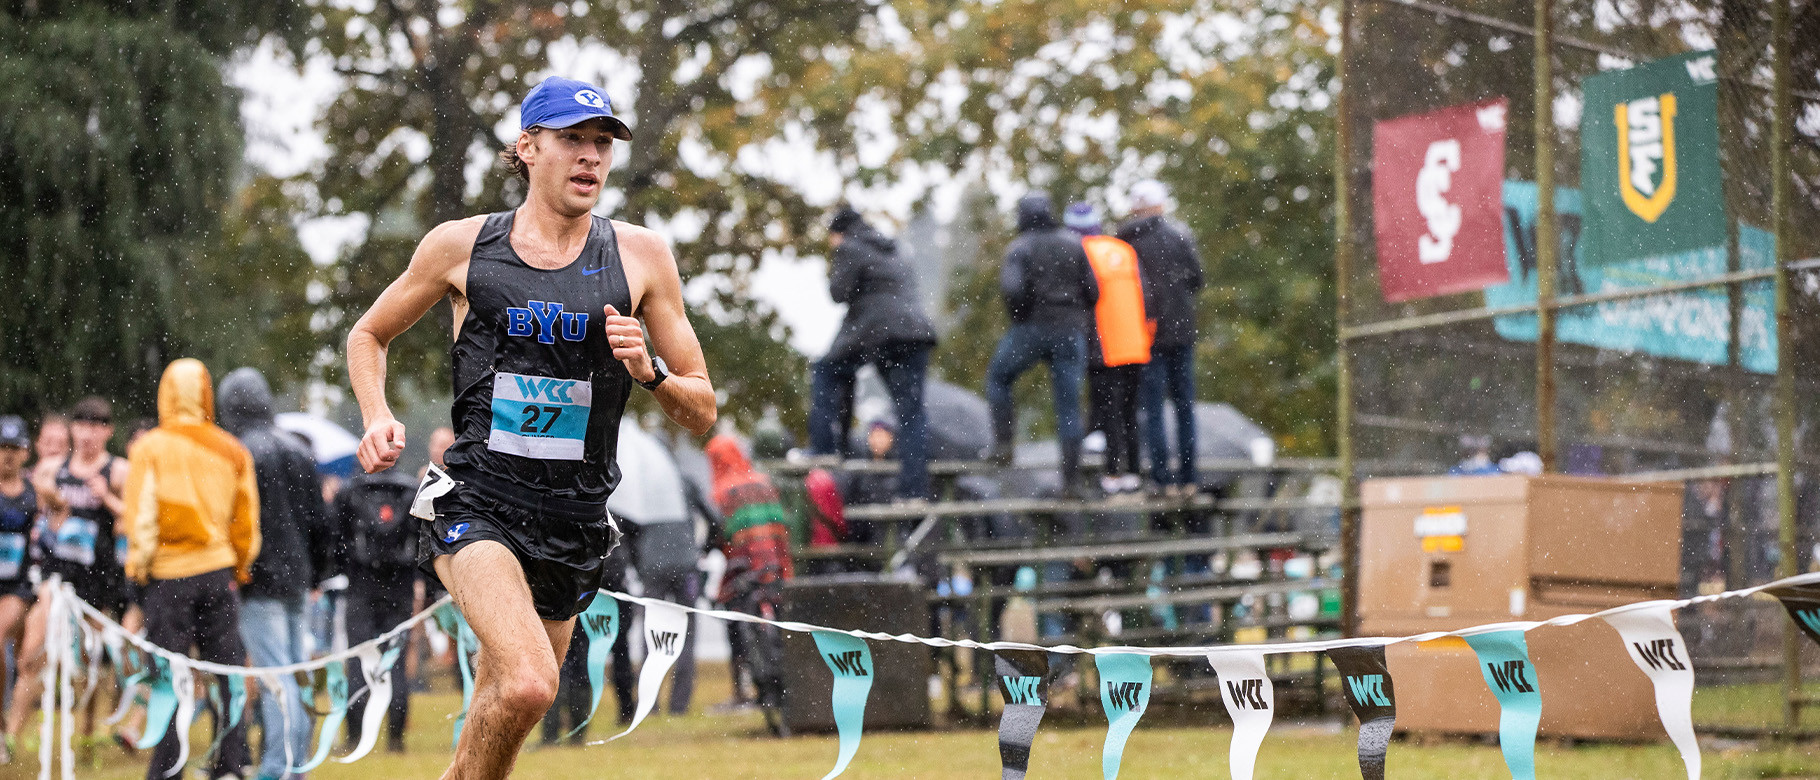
[1372,98,1510,302]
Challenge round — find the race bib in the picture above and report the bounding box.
[0,534,26,580]
[52,516,98,567]
[487,372,592,461]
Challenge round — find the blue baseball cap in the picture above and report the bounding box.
[0,416,26,448]
[519,76,632,141]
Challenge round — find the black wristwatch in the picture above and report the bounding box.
[639,356,669,391]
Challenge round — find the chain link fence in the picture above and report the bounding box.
[1336,0,1820,732]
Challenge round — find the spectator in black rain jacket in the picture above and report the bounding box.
[985,192,1099,495]
[806,206,938,500]
[216,367,329,780]
[1117,180,1205,495]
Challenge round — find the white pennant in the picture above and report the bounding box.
[164,660,197,778]
[339,643,401,764]
[263,672,298,774]
[57,601,76,780]
[1208,650,1275,780]
[1602,604,1700,780]
[609,602,690,741]
[38,584,59,780]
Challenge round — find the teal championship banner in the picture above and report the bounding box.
[1465,631,1542,780]
[1486,181,1776,373]
[1581,51,1724,265]
[1095,653,1152,780]
[813,631,874,780]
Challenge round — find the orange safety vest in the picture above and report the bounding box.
[1082,234,1151,367]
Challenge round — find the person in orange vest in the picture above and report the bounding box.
[1065,202,1152,498]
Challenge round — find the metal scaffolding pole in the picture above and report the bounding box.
[1334,0,1360,638]
[1772,0,1800,735]
[1532,0,1558,473]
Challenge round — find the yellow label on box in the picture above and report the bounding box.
[1422,535,1465,553]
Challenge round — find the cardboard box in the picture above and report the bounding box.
[1358,475,1681,739]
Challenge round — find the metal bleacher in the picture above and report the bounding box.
[761,455,1368,718]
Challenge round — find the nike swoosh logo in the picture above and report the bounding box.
[581,266,605,276]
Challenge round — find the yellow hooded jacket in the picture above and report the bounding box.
[122,359,261,584]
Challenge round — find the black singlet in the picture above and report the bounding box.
[442,210,635,506]
[47,457,122,572]
[0,479,35,583]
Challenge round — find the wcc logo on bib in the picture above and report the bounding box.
[1582,51,1723,266]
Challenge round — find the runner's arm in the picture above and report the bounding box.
[610,228,716,436]
[346,219,473,473]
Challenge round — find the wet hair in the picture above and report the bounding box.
[69,396,112,425]
[499,127,544,182]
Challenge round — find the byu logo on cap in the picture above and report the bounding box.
[574,90,606,109]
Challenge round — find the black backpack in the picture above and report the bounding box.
[339,472,419,572]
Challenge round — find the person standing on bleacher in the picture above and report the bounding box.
[807,207,938,502]
[1066,202,1152,499]
[1117,180,1204,497]
[986,192,1100,497]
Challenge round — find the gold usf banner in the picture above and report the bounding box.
[1581,51,1724,265]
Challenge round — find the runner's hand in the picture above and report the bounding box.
[358,418,407,473]
[603,305,655,383]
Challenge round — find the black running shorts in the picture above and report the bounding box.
[416,470,620,622]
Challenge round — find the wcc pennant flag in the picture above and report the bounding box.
[994,650,1056,780]
[1464,631,1542,780]
[813,631,875,780]
[1581,51,1724,265]
[1371,97,1511,302]
[1208,650,1275,780]
[570,593,622,740]
[611,601,691,741]
[1095,653,1152,780]
[1602,605,1699,780]
[1766,578,1820,648]
[1326,645,1396,780]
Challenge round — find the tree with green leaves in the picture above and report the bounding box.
[0,1,305,420]
[815,0,1341,452]
[304,0,882,433]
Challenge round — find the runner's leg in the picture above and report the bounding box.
[6,590,48,741]
[434,541,570,780]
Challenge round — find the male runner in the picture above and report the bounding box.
[346,76,715,780]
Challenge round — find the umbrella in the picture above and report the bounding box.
[275,413,361,479]
[850,375,993,460]
[608,418,688,525]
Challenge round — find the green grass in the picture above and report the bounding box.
[7,665,1820,779]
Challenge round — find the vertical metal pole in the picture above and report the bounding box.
[1333,0,1360,638]
[1533,0,1558,473]
[1772,0,1800,734]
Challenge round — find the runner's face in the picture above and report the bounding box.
[0,445,23,477]
[525,118,617,216]
[35,423,68,461]
[70,420,111,457]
